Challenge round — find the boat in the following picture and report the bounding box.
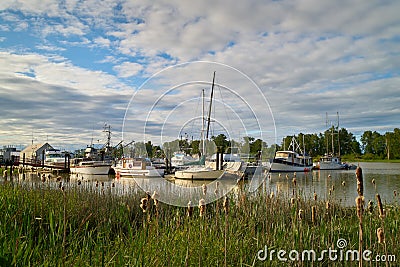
[70,158,112,175]
[44,149,67,167]
[174,72,228,180]
[315,154,345,170]
[171,151,198,168]
[269,136,313,172]
[113,157,163,178]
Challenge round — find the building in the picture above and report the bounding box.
[20,143,53,163]
[0,146,20,164]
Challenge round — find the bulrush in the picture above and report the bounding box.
[214,181,219,196]
[152,191,159,207]
[298,209,304,220]
[325,201,331,210]
[292,177,297,187]
[198,199,206,217]
[371,179,376,186]
[202,184,207,196]
[394,190,397,197]
[367,200,374,213]
[342,181,346,187]
[377,228,385,244]
[223,196,229,214]
[356,167,363,196]
[290,197,296,206]
[313,192,317,201]
[312,206,317,224]
[355,196,365,219]
[269,191,274,199]
[187,200,193,217]
[140,197,148,213]
[376,194,385,219]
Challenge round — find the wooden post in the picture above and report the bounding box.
[42,150,45,167]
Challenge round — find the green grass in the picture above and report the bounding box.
[0,180,399,266]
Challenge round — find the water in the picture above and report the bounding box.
[2,162,399,207]
[265,162,400,207]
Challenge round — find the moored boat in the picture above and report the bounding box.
[113,157,163,178]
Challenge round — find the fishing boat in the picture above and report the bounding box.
[315,154,345,170]
[113,157,163,178]
[70,146,112,175]
[44,149,67,168]
[269,136,313,172]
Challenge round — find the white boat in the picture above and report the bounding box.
[70,158,112,175]
[44,149,67,167]
[269,136,313,172]
[174,72,236,181]
[316,154,345,170]
[113,158,163,178]
[171,151,198,168]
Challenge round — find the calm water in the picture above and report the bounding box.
[3,162,399,207]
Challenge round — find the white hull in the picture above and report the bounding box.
[114,167,162,178]
[175,168,225,180]
[269,162,313,172]
[317,162,344,170]
[70,165,111,175]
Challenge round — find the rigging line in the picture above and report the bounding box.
[189,90,202,140]
[217,83,233,142]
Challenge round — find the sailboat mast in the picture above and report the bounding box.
[201,89,205,156]
[337,111,340,157]
[206,71,216,140]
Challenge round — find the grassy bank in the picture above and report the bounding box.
[0,180,398,266]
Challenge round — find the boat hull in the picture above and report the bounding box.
[174,169,225,180]
[70,165,111,175]
[114,168,163,178]
[269,161,313,172]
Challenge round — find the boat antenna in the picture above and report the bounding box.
[206,71,216,140]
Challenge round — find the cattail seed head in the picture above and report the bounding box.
[140,197,148,213]
[223,196,229,214]
[377,228,385,244]
[292,178,297,187]
[290,197,296,206]
[214,181,220,195]
[376,194,385,219]
[313,192,317,201]
[372,179,376,185]
[152,191,159,206]
[187,200,193,217]
[202,183,207,195]
[269,191,274,199]
[298,209,304,220]
[198,199,206,217]
[312,206,317,223]
[394,190,397,197]
[367,200,374,213]
[342,181,346,186]
[356,167,363,196]
[326,201,331,210]
[355,196,364,218]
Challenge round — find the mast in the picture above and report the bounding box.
[201,89,205,156]
[206,71,216,140]
[325,112,329,155]
[337,112,340,157]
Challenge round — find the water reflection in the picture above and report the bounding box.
[2,162,399,207]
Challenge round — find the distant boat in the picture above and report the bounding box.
[315,154,345,170]
[44,149,67,167]
[171,151,198,168]
[269,136,313,172]
[70,146,112,175]
[113,157,163,178]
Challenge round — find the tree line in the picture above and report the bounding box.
[121,127,400,161]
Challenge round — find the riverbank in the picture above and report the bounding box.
[0,178,398,266]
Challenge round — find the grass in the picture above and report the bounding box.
[0,177,399,266]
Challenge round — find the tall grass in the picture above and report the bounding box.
[0,175,399,266]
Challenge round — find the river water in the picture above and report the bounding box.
[2,162,399,207]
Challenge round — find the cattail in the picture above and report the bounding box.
[355,167,363,196]
[223,196,229,214]
[328,174,331,179]
[325,201,331,210]
[95,181,99,187]
[199,199,206,217]
[146,191,151,201]
[394,190,397,197]
[112,182,115,187]
[377,228,385,244]
[101,181,104,187]
[278,173,281,178]
[268,174,271,180]
[355,196,364,219]
[312,206,317,223]
[298,209,304,220]
[367,200,374,213]
[313,192,317,201]
[58,181,62,189]
[331,185,335,191]
[140,197,148,213]
[290,197,296,206]
[56,176,62,182]
[285,174,289,179]
[372,179,375,186]
[202,184,207,195]
[151,191,159,206]
[214,181,219,196]
[77,180,81,185]
[292,177,297,187]
[329,189,332,196]
[187,200,193,217]
[293,172,296,177]
[269,191,274,199]
[342,181,346,186]
[376,194,385,219]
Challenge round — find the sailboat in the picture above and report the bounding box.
[174,72,225,180]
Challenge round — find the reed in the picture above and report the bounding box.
[0,177,399,266]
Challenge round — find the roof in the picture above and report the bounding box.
[21,143,53,154]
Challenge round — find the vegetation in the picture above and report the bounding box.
[0,174,399,266]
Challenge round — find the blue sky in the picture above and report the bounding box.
[0,0,399,151]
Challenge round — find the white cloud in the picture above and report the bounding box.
[113,61,143,78]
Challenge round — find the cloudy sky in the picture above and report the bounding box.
[1,0,399,151]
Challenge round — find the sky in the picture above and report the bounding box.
[0,0,399,152]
